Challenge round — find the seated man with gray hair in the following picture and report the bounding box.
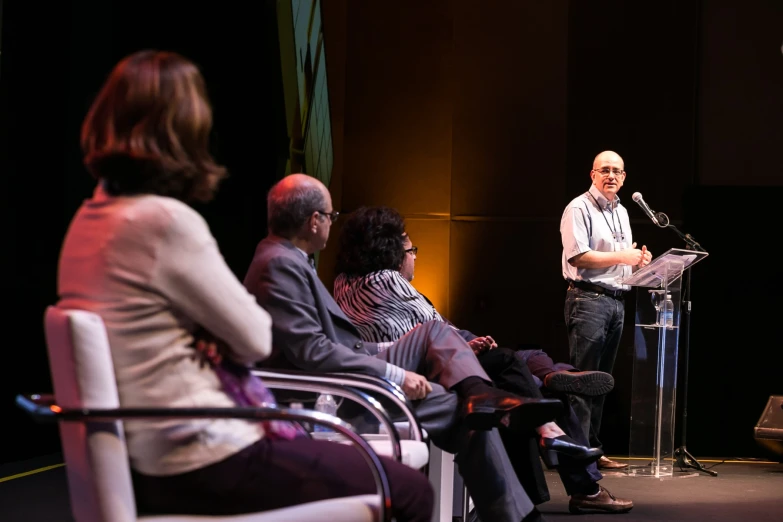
[243,173,567,522]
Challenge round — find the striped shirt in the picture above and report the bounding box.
[333,270,444,343]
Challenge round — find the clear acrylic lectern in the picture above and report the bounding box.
[620,248,708,477]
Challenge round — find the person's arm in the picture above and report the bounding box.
[249,255,389,377]
[416,285,500,354]
[569,248,643,269]
[153,206,272,365]
[562,205,647,269]
[413,285,480,344]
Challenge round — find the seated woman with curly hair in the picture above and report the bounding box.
[332,206,633,515]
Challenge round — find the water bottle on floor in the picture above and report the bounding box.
[314,393,339,432]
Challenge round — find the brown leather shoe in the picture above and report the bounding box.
[569,485,633,514]
[597,456,629,469]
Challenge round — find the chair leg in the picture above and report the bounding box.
[427,442,455,522]
[462,485,471,521]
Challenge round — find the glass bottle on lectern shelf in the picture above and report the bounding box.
[663,293,674,328]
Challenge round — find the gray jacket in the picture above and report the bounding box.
[243,235,389,377]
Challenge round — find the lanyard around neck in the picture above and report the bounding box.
[587,192,625,241]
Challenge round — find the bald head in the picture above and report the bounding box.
[590,150,626,200]
[593,150,624,170]
[267,173,329,238]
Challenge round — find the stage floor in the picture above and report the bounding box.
[2,454,782,521]
[540,457,783,521]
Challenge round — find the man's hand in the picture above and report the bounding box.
[468,336,497,355]
[638,245,652,268]
[402,371,432,400]
[621,242,646,266]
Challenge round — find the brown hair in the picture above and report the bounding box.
[81,50,227,202]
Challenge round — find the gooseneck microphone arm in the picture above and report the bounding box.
[649,210,706,252]
[630,192,706,252]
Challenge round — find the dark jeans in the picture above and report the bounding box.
[478,348,601,497]
[564,286,625,449]
[132,437,434,522]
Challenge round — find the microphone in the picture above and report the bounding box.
[631,192,660,226]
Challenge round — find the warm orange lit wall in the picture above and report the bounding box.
[321,0,569,353]
[319,0,783,460]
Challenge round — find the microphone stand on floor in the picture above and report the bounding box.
[654,211,717,477]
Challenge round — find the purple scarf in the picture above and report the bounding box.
[213,359,307,441]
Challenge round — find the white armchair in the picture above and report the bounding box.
[18,307,393,522]
[253,369,430,470]
[253,370,462,522]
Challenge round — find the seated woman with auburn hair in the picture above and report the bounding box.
[56,50,433,520]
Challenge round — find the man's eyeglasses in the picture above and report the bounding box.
[405,246,418,255]
[593,168,625,178]
[317,210,340,222]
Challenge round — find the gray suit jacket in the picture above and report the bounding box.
[243,236,389,377]
[246,240,540,520]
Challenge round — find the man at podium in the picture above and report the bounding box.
[559,150,653,470]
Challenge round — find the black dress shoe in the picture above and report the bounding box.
[539,435,603,468]
[462,392,562,432]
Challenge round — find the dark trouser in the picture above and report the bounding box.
[478,347,601,497]
[132,437,434,522]
[551,394,603,490]
[564,287,625,449]
[515,349,578,388]
[378,321,536,522]
[376,319,491,389]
